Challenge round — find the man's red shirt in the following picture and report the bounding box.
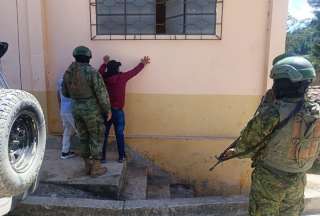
[99,63,144,109]
[99,63,107,75]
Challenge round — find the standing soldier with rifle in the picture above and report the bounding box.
[62,46,112,177]
[212,56,320,216]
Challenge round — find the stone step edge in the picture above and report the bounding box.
[38,162,127,200]
[14,195,320,215]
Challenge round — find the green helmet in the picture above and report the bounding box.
[272,53,295,65]
[270,56,316,82]
[73,46,92,58]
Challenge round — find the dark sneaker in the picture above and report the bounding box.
[60,152,76,159]
[118,157,126,163]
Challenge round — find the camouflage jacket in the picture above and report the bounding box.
[234,87,320,162]
[62,62,111,115]
[234,96,280,159]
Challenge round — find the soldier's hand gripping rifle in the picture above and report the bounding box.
[209,137,240,171]
[208,93,270,172]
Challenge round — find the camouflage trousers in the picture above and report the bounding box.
[249,164,306,216]
[72,99,105,160]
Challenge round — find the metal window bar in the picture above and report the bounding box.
[90,0,223,40]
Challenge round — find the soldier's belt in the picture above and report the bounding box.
[72,97,95,101]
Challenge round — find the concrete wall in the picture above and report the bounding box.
[43,0,289,195]
[0,0,47,116]
[0,0,22,89]
[45,0,280,134]
[44,0,287,195]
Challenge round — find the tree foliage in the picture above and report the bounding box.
[286,10,320,72]
[310,11,320,71]
[308,0,320,9]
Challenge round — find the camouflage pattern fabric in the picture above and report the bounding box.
[62,62,110,114]
[73,99,105,159]
[249,164,306,216]
[234,100,280,159]
[233,88,320,216]
[62,62,110,159]
[307,86,320,174]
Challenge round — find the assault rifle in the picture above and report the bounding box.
[209,92,303,172]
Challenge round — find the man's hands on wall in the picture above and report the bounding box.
[141,56,151,65]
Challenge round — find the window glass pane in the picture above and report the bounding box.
[96,0,125,14]
[166,16,184,34]
[186,0,216,14]
[166,0,184,34]
[127,15,155,34]
[97,16,125,35]
[185,15,216,35]
[126,0,156,14]
[166,0,184,17]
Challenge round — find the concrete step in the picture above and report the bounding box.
[147,175,171,200]
[9,193,320,216]
[47,135,120,161]
[10,196,248,216]
[39,149,126,200]
[121,167,148,200]
[34,183,106,200]
[170,183,195,199]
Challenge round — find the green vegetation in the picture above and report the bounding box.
[286,1,320,71]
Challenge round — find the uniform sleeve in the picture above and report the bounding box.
[234,104,280,158]
[61,73,70,98]
[92,70,111,115]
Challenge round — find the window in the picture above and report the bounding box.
[90,0,223,40]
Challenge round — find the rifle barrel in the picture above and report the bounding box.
[209,161,221,171]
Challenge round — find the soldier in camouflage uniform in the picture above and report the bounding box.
[62,46,111,177]
[225,56,319,216]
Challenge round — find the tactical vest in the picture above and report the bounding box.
[261,100,320,173]
[65,63,95,99]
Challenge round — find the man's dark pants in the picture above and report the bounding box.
[102,108,126,160]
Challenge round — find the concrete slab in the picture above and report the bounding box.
[121,167,147,200]
[10,193,320,216]
[39,149,126,199]
[147,184,171,200]
[46,135,120,160]
[170,184,194,199]
[147,175,171,200]
[34,183,105,200]
[10,196,124,216]
[123,196,248,216]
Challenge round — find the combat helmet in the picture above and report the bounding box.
[270,56,316,82]
[73,46,92,58]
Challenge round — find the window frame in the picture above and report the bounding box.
[89,0,224,40]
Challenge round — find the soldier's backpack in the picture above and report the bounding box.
[261,87,320,173]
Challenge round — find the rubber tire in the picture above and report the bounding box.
[0,89,46,197]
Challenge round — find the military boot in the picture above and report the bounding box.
[84,158,92,175]
[90,160,107,177]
